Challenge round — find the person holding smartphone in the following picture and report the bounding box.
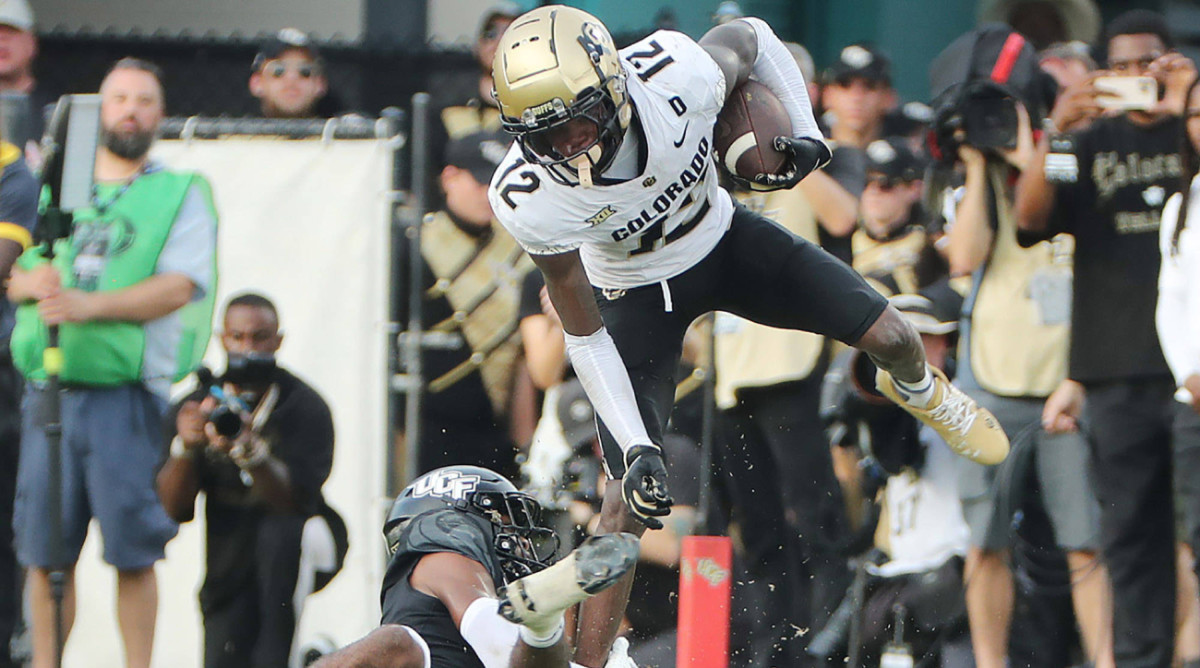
[1015,10,1200,666]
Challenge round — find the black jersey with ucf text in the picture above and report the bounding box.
[380,509,506,668]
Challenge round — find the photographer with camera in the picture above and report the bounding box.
[1015,10,1200,667]
[158,293,345,668]
[945,95,1110,668]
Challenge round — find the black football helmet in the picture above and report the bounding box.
[384,465,559,583]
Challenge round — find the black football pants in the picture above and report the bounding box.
[595,203,888,477]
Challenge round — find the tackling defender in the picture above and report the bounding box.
[488,7,1009,662]
[312,466,640,668]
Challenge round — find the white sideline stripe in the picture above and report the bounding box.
[724,133,757,174]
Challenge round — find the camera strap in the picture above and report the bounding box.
[249,383,280,434]
[988,33,1026,86]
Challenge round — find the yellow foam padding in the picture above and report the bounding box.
[0,222,32,249]
[43,347,63,375]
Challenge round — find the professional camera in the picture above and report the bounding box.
[928,24,1057,162]
[195,353,276,440]
[932,80,1021,154]
[223,352,277,386]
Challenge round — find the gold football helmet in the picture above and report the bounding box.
[493,5,632,186]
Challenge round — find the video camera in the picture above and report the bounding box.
[928,25,1057,162]
[195,353,278,439]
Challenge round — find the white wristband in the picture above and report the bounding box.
[739,17,823,141]
[563,326,653,456]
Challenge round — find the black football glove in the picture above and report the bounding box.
[621,444,674,529]
[750,136,833,192]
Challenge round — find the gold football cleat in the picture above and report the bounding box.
[877,366,1010,465]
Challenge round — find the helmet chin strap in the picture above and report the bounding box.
[572,143,605,188]
[571,154,593,188]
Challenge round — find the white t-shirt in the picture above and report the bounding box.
[1157,178,1200,402]
[872,426,970,578]
[489,30,734,290]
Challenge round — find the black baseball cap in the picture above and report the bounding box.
[556,378,597,450]
[478,2,522,39]
[253,28,323,72]
[865,137,925,182]
[824,44,892,86]
[444,129,512,184]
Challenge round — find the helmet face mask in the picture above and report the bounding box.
[518,88,625,183]
[384,466,559,583]
[493,6,631,186]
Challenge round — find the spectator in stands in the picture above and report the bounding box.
[0,0,48,158]
[712,1,744,26]
[947,101,1111,668]
[820,44,898,199]
[0,124,39,668]
[882,101,934,157]
[395,128,532,480]
[6,58,217,668]
[1038,40,1097,90]
[1157,78,1200,668]
[1015,11,1199,666]
[249,28,331,119]
[158,293,345,668]
[427,2,520,203]
[851,137,944,295]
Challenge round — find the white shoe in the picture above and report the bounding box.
[498,533,639,632]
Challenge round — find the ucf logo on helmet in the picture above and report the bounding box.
[412,470,482,500]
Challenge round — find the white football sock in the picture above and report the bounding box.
[893,367,936,408]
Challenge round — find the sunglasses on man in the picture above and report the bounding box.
[866,174,907,191]
[264,61,320,79]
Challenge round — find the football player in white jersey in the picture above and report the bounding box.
[488,8,1010,663]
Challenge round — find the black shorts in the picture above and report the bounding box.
[597,203,888,477]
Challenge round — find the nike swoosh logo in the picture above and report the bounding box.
[672,122,689,148]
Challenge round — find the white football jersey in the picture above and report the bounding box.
[489,30,733,290]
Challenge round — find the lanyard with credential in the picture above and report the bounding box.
[89,165,146,215]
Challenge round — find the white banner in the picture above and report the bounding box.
[66,137,394,667]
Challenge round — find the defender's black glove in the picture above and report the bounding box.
[750,136,833,191]
[622,445,674,529]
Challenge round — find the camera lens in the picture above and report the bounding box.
[209,404,243,439]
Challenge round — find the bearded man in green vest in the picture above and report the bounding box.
[5,58,217,668]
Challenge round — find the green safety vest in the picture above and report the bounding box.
[11,169,217,386]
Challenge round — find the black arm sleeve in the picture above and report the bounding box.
[518,269,546,322]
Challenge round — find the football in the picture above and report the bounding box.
[713,80,793,183]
